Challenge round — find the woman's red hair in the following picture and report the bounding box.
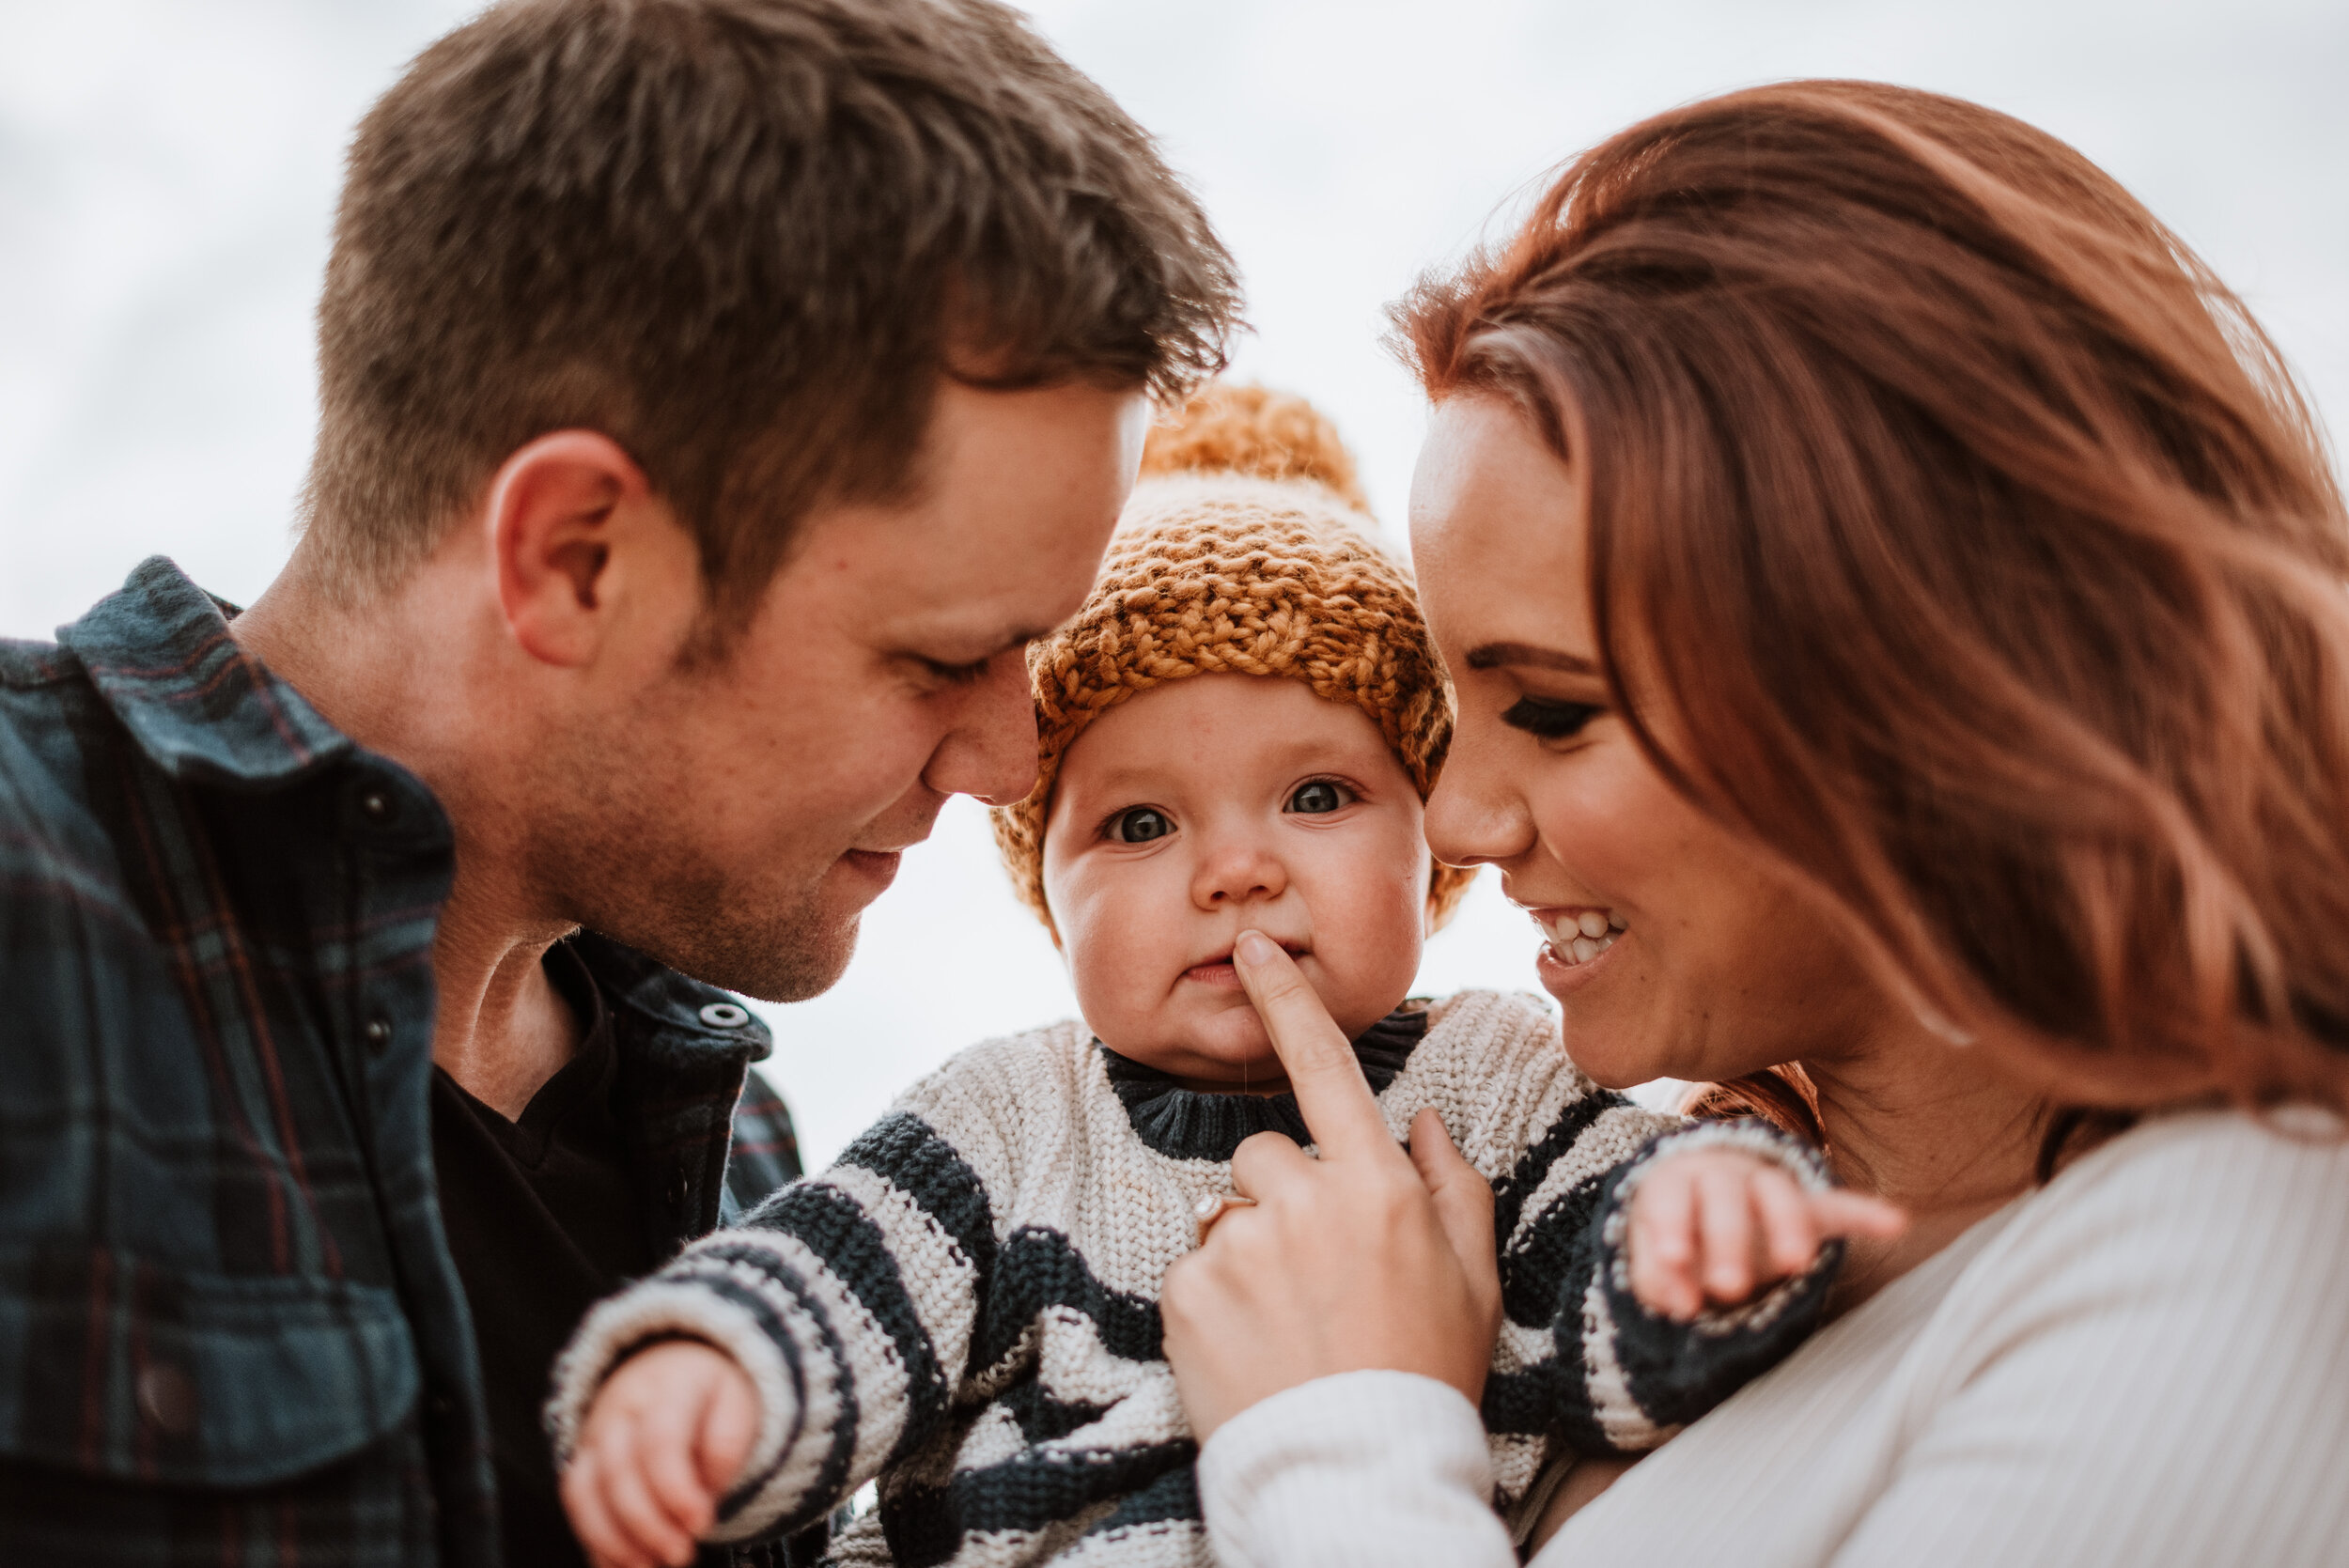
[1395,82,2349,1133]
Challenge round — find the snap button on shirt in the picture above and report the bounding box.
[136,1363,197,1437]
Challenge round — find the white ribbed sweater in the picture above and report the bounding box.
[1197,1109,2349,1568]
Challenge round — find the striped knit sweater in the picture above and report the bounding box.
[548,990,1833,1567]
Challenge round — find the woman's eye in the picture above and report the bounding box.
[1108,807,1173,844]
[1501,697,1605,741]
[1286,780,1352,815]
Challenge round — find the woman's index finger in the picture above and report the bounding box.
[1232,930,1400,1163]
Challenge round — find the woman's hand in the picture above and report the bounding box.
[1161,930,1503,1439]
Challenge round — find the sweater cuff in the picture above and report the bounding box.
[543,1274,800,1538]
[1605,1117,1841,1329]
[1197,1372,1517,1568]
[1586,1118,1842,1432]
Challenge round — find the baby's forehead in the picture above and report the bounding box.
[1054,673,1404,792]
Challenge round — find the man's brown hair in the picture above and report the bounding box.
[1396,82,2349,1129]
[303,0,1240,623]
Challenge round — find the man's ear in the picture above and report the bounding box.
[487,429,695,669]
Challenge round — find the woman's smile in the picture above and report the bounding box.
[1524,905,1627,996]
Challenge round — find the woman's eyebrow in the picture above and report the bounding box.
[1464,641,1599,674]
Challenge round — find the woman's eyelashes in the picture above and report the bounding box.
[1284,778,1355,815]
[1500,695,1604,741]
[1105,805,1174,844]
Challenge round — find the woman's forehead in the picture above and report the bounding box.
[1409,397,1595,657]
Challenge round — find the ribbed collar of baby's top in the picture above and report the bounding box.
[1098,1001,1431,1163]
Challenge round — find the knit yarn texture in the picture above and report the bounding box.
[991,384,1476,929]
[546,990,1838,1565]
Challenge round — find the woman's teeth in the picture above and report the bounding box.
[1538,909,1626,965]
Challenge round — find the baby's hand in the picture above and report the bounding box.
[1626,1147,1906,1321]
[560,1339,759,1568]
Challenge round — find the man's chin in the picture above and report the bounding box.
[614,900,865,1007]
[723,909,865,1004]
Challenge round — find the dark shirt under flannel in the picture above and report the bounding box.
[0,558,804,1566]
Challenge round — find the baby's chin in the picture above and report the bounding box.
[1096,986,1397,1094]
[1100,1002,1283,1090]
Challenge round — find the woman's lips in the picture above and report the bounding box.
[1525,906,1626,998]
[1533,920,1625,996]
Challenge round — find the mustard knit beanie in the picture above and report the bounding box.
[990,382,1477,934]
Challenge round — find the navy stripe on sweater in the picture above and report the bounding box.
[973,1226,1163,1373]
[833,1111,1000,1286]
[686,1261,855,1535]
[879,1438,1199,1567]
[1488,1088,1627,1270]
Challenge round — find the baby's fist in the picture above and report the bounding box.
[561,1339,759,1568]
[1626,1146,1905,1321]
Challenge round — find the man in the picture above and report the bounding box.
[0,1,1237,1562]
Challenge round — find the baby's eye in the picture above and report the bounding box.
[1285,780,1353,815]
[1107,806,1173,844]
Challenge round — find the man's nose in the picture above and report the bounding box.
[923,652,1040,807]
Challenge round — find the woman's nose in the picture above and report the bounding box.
[1191,835,1288,909]
[1423,716,1533,867]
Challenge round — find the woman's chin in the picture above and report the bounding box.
[1553,1017,1676,1091]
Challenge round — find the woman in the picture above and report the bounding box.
[1160,81,2349,1566]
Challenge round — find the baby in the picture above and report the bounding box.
[549,388,1892,1568]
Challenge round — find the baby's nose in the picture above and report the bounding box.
[1192,841,1288,908]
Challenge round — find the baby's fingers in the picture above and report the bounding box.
[561,1450,630,1568]
[1696,1163,1758,1304]
[564,1441,661,1568]
[597,1418,702,1568]
[1810,1188,1909,1242]
[640,1383,719,1540]
[1627,1168,1703,1321]
[1750,1167,1821,1281]
[697,1360,761,1497]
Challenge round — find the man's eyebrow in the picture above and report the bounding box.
[1464,641,1600,674]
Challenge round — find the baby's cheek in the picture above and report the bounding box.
[1321,869,1431,1025]
[1062,902,1164,1032]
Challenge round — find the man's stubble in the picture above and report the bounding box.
[525,699,865,1005]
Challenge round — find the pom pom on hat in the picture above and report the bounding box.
[1136,382,1371,511]
[990,382,1477,933]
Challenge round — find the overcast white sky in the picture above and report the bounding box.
[3,0,2341,1166]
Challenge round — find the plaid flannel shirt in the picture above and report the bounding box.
[0,557,804,1566]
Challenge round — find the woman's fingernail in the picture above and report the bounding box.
[1236,931,1277,966]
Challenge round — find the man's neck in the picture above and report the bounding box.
[230,551,583,1119]
[429,900,584,1120]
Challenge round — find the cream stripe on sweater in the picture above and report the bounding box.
[549,991,1834,1566]
[1197,1109,2349,1568]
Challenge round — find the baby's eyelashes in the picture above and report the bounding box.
[1285,779,1354,815]
[1106,805,1174,843]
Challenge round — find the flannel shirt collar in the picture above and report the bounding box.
[57,555,349,791]
[574,930,775,1068]
[60,554,774,1071]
